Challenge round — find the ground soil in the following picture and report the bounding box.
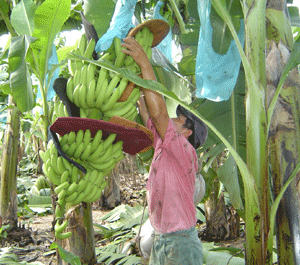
[0,172,245,264]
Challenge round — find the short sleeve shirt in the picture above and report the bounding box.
[146,117,198,234]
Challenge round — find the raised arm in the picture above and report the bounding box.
[121,36,170,140]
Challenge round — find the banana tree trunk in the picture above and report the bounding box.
[266,40,300,265]
[244,0,272,263]
[58,203,96,264]
[0,96,20,228]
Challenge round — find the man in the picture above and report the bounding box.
[122,35,207,265]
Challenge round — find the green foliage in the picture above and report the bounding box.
[94,204,147,264]
[210,0,243,55]
[50,242,81,265]
[8,35,35,112]
[10,0,36,36]
[0,225,10,239]
[31,0,71,84]
[83,0,115,39]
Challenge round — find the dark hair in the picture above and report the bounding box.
[176,105,208,149]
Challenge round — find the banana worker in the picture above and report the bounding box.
[121,34,207,265]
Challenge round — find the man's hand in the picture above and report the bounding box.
[121,37,156,81]
[121,37,149,69]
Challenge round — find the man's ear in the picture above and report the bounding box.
[183,128,193,138]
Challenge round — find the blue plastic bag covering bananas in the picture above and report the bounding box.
[37,44,59,101]
[195,0,244,101]
[95,0,137,53]
[153,1,173,63]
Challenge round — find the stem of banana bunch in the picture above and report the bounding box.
[40,80,50,142]
[168,0,189,34]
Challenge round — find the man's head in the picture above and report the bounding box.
[174,105,208,149]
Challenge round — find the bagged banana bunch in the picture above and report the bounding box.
[41,19,168,240]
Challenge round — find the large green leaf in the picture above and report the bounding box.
[83,0,115,39]
[210,0,243,55]
[192,68,246,213]
[288,6,300,28]
[31,0,71,83]
[8,35,35,112]
[10,0,36,36]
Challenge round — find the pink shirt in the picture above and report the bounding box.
[146,117,198,234]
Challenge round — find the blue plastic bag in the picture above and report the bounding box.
[37,44,59,101]
[95,0,137,52]
[153,1,173,63]
[195,0,244,101]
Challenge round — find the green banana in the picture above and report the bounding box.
[43,148,51,162]
[84,187,103,203]
[51,153,60,175]
[87,141,105,162]
[128,108,139,121]
[83,129,91,145]
[90,130,103,153]
[87,63,96,86]
[93,144,113,164]
[101,78,129,112]
[66,182,78,195]
[114,48,126,68]
[83,38,96,59]
[80,108,88,118]
[81,142,92,161]
[60,133,69,147]
[78,34,87,55]
[76,175,89,194]
[68,60,76,76]
[103,74,122,103]
[54,181,70,195]
[74,70,81,87]
[76,130,84,144]
[66,141,77,157]
[72,84,81,106]
[123,104,137,120]
[95,78,109,109]
[86,79,96,109]
[81,64,88,88]
[67,131,76,145]
[61,143,70,154]
[95,68,108,95]
[57,156,66,175]
[90,157,115,171]
[112,140,123,153]
[65,190,78,203]
[103,133,117,149]
[81,180,94,198]
[71,191,86,205]
[62,156,72,172]
[55,220,68,234]
[83,186,98,203]
[61,170,70,183]
[73,141,85,159]
[47,167,61,186]
[58,189,67,200]
[104,101,135,118]
[71,164,79,183]
[79,84,89,109]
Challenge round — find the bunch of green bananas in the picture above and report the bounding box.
[40,129,124,239]
[35,175,51,191]
[66,27,153,121]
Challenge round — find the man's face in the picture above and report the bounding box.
[171,115,193,139]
